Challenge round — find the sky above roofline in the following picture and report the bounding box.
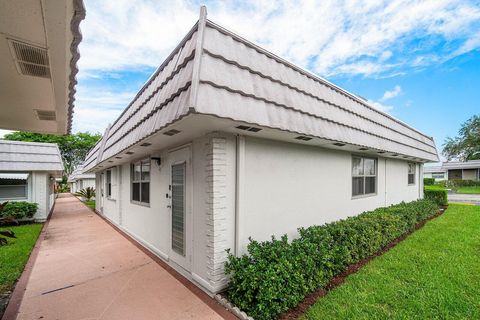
[4,0,479,163]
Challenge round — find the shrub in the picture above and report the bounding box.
[225,199,439,320]
[424,188,448,206]
[423,178,435,185]
[0,202,38,219]
[449,179,480,187]
[74,187,95,201]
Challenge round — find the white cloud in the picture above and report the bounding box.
[368,100,394,113]
[381,85,402,101]
[72,87,137,133]
[72,0,480,132]
[78,0,480,77]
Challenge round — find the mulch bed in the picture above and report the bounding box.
[279,206,447,320]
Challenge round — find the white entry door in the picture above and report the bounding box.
[167,146,192,271]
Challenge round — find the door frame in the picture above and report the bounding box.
[99,172,104,213]
[167,144,193,272]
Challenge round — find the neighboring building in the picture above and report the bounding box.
[83,8,439,295]
[423,165,447,181]
[0,0,85,134]
[0,140,63,221]
[442,160,480,180]
[68,165,96,193]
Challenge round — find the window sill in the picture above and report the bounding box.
[130,200,150,208]
[352,192,377,200]
[107,197,116,201]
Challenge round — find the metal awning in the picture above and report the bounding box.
[0,173,29,180]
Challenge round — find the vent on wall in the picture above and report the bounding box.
[295,136,312,141]
[35,110,56,121]
[236,125,262,132]
[9,39,50,78]
[163,129,181,136]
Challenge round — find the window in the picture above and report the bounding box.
[0,174,28,200]
[352,156,377,197]
[106,169,112,197]
[131,159,150,204]
[432,173,444,179]
[408,163,415,185]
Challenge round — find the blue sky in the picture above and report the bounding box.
[70,0,480,160]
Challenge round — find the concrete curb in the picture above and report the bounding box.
[214,294,254,320]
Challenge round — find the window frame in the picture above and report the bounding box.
[0,176,28,200]
[130,158,150,206]
[432,173,444,180]
[106,169,112,198]
[408,162,416,185]
[352,155,377,198]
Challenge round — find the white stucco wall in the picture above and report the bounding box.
[94,135,236,294]
[92,132,423,294]
[81,178,96,189]
[0,171,54,221]
[237,136,422,254]
[31,171,49,221]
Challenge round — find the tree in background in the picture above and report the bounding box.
[443,114,480,161]
[2,131,101,175]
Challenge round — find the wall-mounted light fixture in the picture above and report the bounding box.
[151,157,161,166]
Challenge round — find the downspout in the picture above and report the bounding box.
[419,163,424,199]
[384,158,387,207]
[234,135,245,256]
[118,166,122,225]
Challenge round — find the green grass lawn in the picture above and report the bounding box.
[456,186,480,194]
[0,224,43,294]
[424,185,447,191]
[302,204,480,319]
[85,200,95,209]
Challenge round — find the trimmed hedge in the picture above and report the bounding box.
[0,202,38,219]
[224,200,439,319]
[436,179,480,188]
[423,178,435,186]
[449,179,480,187]
[424,189,448,206]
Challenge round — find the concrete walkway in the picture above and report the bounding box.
[448,193,480,205]
[15,194,228,320]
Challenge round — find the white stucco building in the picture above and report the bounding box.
[68,165,95,193]
[83,8,439,295]
[0,140,63,221]
[423,165,447,181]
[424,160,480,181]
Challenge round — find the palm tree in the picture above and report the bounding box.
[74,187,96,201]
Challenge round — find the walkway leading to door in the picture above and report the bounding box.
[14,194,230,320]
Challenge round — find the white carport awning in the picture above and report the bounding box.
[0,173,29,180]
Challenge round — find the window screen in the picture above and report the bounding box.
[131,159,150,204]
[408,163,416,185]
[106,170,112,197]
[0,178,28,199]
[352,157,377,197]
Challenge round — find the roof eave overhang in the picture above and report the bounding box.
[65,0,86,134]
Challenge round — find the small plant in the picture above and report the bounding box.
[0,202,38,220]
[424,178,435,186]
[75,187,96,201]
